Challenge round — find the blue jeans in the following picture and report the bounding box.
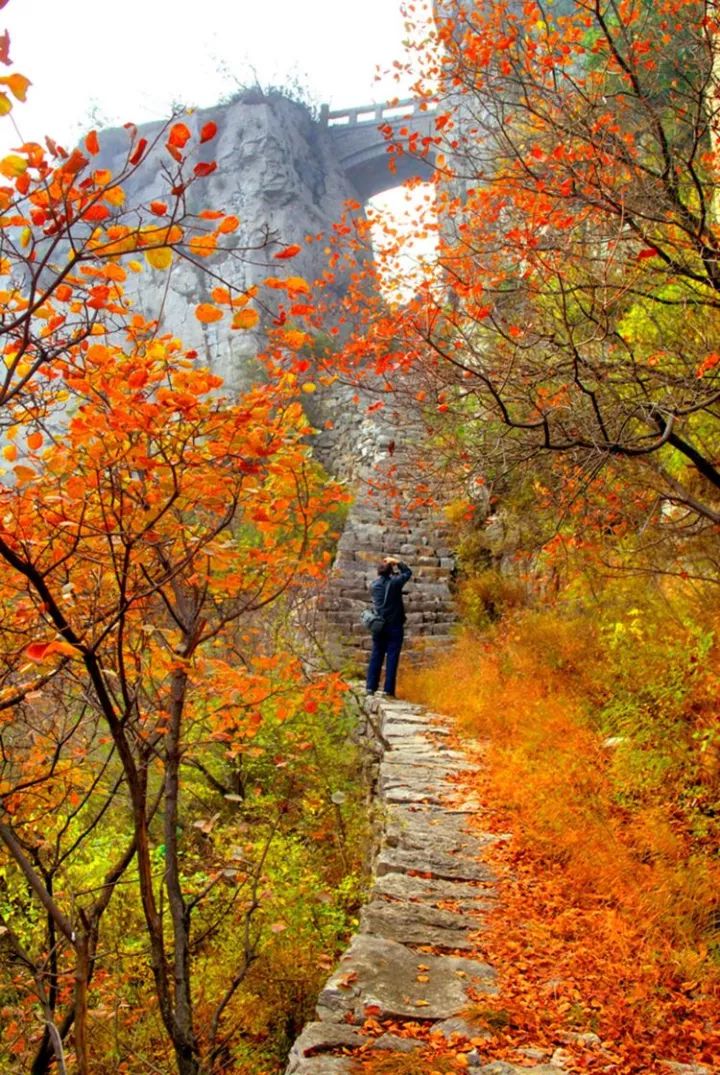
[366,623,405,695]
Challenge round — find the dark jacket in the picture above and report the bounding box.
[370,562,412,627]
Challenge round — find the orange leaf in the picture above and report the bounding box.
[232,308,259,330]
[168,122,191,149]
[284,275,310,294]
[218,215,239,234]
[273,244,302,260]
[0,73,31,102]
[195,303,223,324]
[26,431,43,450]
[149,200,168,216]
[200,121,217,143]
[85,130,100,155]
[188,233,217,258]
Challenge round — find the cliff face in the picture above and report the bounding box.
[97,92,362,389]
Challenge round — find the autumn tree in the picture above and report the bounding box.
[315,0,720,575]
[0,33,352,1075]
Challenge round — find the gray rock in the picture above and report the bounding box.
[360,899,481,949]
[381,785,447,806]
[286,1059,353,1075]
[372,871,496,909]
[316,934,495,1022]
[288,1022,363,1059]
[431,1016,486,1040]
[373,1033,423,1052]
[376,847,495,883]
[477,1066,566,1075]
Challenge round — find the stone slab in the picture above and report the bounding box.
[376,847,496,884]
[360,899,482,949]
[372,871,496,909]
[381,785,447,806]
[287,1059,352,1075]
[316,934,495,1022]
[289,1023,363,1059]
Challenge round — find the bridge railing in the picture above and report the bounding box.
[320,98,437,129]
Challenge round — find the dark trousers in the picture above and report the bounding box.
[366,623,405,696]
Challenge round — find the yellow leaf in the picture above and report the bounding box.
[0,154,27,178]
[231,308,259,330]
[0,93,11,116]
[128,259,143,273]
[2,444,17,461]
[103,186,125,207]
[301,382,316,393]
[145,247,173,271]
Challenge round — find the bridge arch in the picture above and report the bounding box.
[321,99,438,202]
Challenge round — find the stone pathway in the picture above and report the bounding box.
[285,696,567,1075]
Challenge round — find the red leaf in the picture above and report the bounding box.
[85,130,99,155]
[149,200,168,216]
[200,121,217,143]
[128,137,148,166]
[26,642,51,661]
[83,203,110,222]
[273,244,302,260]
[62,149,88,176]
[168,122,191,149]
[193,161,217,177]
[0,29,11,66]
[636,247,659,260]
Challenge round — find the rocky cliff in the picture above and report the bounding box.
[96,91,362,390]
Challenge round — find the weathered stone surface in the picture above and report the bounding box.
[316,934,495,1022]
[360,899,481,949]
[384,806,484,856]
[372,871,496,910]
[475,1065,566,1075]
[289,1023,363,1059]
[372,1033,423,1053]
[376,846,495,883]
[430,1016,487,1040]
[101,95,360,396]
[287,1059,352,1075]
[381,785,447,806]
[662,1065,717,1075]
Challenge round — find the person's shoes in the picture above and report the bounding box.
[381,691,395,698]
[365,689,376,696]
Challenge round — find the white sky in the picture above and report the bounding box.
[2,0,419,151]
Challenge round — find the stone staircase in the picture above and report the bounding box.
[320,436,459,670]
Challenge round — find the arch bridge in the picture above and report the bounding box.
[320,98,438,202]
